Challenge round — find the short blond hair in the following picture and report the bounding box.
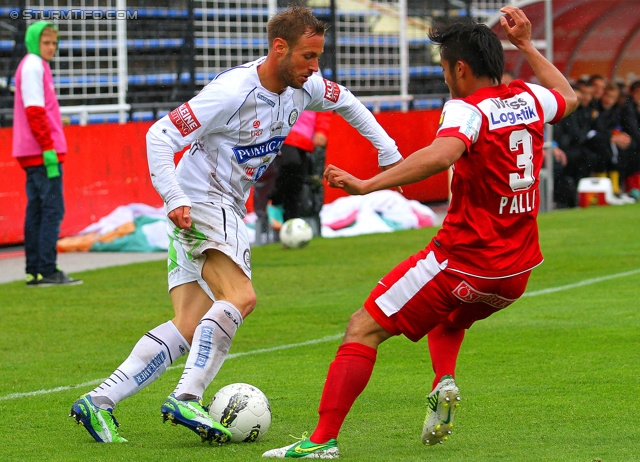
[267,5,326,49]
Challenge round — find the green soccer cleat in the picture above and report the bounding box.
[69,395,128,443]
[161,394,232,444]
[262,437,339,459]
[422,375,461,446]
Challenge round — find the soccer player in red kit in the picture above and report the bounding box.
[263,6,578,459]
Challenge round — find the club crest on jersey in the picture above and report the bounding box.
[169,102,201,137]
[323,79,340,103]
[233,136,287,164]
[288,109,299,126]
[478,92,539,130]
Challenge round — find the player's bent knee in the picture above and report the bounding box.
[344,307,391,346]
[236,293,257,318]
[225,284,256,318]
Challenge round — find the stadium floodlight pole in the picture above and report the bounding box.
[116,0,128,124]
[542,0,554,213]
[399,0,409,112]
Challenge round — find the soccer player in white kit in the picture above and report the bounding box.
[69,6,402,444]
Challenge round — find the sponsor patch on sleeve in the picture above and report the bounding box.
[435,101,479,148]
[323,79,341,103]
[169,102,201,137]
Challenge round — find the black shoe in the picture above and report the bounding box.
[39,270,83,286]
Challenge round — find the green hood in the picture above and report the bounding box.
[25,21,57,59]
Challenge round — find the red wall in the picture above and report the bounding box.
[0,122,161,245]
[322,110,447,204]
[0,110,448,246]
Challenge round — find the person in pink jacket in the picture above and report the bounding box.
[13,21,81,286]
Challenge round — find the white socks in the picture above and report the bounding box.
[87,301,242,409]
[89,320,189,409]
[173,300,243,401]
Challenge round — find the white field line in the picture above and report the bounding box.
[2,268,639,402]
[521,268,640,297]
[0,334,342,402]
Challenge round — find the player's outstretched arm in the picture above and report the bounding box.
[500,6,578,117]
[325,136,465,195]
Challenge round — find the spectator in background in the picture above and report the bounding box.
[609,81,639,200]
[585,82,635,198]
[616,81,630,108]
[588,74,607,106]
[552,81,594,207]
[576,78,593,101]
[629,80,640,114]
[12,21,81,287]
[625,80,640,198]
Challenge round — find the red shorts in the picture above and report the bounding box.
[364,243,531,342]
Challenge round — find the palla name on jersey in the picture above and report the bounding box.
[499,190,536,215]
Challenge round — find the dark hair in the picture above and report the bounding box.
[588,74,605,85]
[428,17,504,83]
[577,78,592,88]
[603,81,620,96]
[267,5,327,50]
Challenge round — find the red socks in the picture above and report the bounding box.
[310,342,377,443]
[427,324,465,389]
[308,326,464,442]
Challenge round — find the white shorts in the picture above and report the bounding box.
[166,201,252,293]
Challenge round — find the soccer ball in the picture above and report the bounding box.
[208,383,272,443]
[279,218,313,249]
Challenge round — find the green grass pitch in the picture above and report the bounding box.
[1,203,639,461]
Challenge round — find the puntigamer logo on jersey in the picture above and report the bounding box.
[169,102,201,137]
[233,136,287,164]
[479,93,539,130]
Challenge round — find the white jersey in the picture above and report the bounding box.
[147,57,402,217]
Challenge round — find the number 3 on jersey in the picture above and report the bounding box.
[508,129,535,192]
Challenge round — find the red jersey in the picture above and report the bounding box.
[432,80,566,278]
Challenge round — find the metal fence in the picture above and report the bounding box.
[1,0,560,211]
[0,0,517,123]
